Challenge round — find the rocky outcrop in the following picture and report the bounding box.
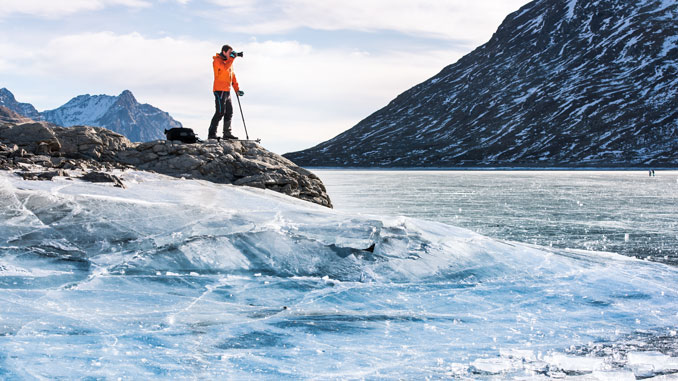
[0,114,332,207]
[115,139,331,207]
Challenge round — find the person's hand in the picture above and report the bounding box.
[237,90,244,96]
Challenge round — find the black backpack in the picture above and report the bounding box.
[164,128,198,143]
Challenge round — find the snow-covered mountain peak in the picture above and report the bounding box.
[40,89,182,142]
[43,93,117,126]
[3,87,182,142]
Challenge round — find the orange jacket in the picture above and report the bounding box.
[212,53,240,92]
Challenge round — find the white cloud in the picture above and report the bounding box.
[210,0,531,43]
[36,32,212,86]
[1,32,457,153]
[1,0,150,18]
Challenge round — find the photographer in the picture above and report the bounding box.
[209,44,244,140]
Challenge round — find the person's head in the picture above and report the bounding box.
[221,45,232,57]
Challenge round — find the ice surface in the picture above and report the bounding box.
[316,170,678,266]
[1,170,678,379]
[628,351,678,376]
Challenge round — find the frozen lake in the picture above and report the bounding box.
[1,170,677,379]
[316,170,678,266]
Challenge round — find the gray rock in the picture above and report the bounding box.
[0,122,60,154]
[53,125,133,160]
[51,157,67,167]
[142,152,159,162]
[168,154,202,171]
[0,120,332,207]
[80,171,125,188]
[19,169,67,181]
[115,150,142,165]
[152,144,168,153]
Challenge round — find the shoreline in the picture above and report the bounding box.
[308,166,677,171]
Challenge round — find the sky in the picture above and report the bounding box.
[0,0,531,154]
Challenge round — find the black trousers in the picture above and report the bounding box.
[208,91,233,137]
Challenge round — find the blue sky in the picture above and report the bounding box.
[0,0,530,154]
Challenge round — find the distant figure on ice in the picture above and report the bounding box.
[209,44,245,140]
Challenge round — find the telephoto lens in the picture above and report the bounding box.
[230,51,244,58]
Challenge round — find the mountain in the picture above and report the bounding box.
[285,0,678,167]
[41,90,182,142]
[0,106,33,124]
[0,88,41,120]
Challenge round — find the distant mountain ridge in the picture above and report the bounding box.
[0,88,41,120]
[0,88,181,142]
[285,0,678,167]
[41,93,118,127]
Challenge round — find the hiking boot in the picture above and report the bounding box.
[223,132,238,140]
[208,135,218,140]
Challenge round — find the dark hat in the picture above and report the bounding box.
[221,44,232,52]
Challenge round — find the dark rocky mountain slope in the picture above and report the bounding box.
[0,88,41,120]
[285,0,678,167]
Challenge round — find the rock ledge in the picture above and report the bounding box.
[0,108,332,207]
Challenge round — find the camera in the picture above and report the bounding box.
[230,51,244,58]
